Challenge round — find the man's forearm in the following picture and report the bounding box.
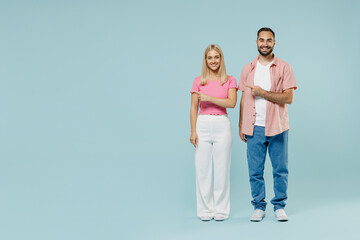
[261,88,293,104]
[239,93,244,127]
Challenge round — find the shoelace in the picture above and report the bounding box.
[254,210,263,217]
[276,210,285,217]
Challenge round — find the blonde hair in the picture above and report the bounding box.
[200,44,228,85]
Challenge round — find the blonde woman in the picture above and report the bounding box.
[190,44,237,221]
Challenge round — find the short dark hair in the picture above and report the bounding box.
[257,27,275,39]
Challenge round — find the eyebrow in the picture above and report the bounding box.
[259,38,273,41]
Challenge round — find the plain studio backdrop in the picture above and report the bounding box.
[1,0,359,239]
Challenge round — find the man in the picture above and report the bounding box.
[238,27,297,222]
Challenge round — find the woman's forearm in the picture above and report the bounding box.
[190,106,198,133]
[195,88,237,109]
[207,88,237,108]
[190,93,199,133]
[208,96,236,108]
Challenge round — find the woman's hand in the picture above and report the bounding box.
[193,91,211,102]
[190,132,198,148]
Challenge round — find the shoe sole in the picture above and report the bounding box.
[250,219,263,222]
[250,214,265,222]
[275,214,288,222]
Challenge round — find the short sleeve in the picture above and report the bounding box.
[238,65,248,91]
[190,77,200,93]
[282,63,297,91]
[228,75,237,90]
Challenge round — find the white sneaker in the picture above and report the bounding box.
[250,209,265,222]
[214,214,226,221]
[199,215,212,221]
[275,209,288,221]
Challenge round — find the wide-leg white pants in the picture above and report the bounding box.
[195,115,232,219]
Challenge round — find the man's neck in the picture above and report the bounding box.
[258,53,275,66]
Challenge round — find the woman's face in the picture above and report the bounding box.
[206,50,221,72]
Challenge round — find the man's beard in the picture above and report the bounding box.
[258,47,273,57]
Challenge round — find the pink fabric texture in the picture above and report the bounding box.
[238,55,297,136]
[191,75,237,115]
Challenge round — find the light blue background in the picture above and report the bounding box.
[1,0,360,239]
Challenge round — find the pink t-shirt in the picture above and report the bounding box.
[190,75,237,115]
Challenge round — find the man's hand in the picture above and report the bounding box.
[239,127,247,143]
[193,91,211,102]
[246,86,294,104]
[246,85,265,97]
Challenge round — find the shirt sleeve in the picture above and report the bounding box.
[190,77,200,93]
[228,75,238,89]
[282,63,297,91]
[238,65,248,91]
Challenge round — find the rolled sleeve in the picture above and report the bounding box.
[282,63,297,91]
[190,77,200,93]
[228,75,238,89]
[238,65,249,92]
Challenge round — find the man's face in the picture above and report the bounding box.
[256,31,275,57]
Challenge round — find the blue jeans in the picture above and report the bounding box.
[247,126,288,211]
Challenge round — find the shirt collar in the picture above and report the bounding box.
[250,54,278,68]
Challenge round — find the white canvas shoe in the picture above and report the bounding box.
[214,214,226,221]
[250,209,265,222]
[275,209,288,221]
[199,215,212,221]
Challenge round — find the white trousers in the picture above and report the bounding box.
[195,115,232,218]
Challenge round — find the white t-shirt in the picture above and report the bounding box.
[254,61,272,126]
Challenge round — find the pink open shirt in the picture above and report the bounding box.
[238,55,297,136]
[191,75,237,115]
